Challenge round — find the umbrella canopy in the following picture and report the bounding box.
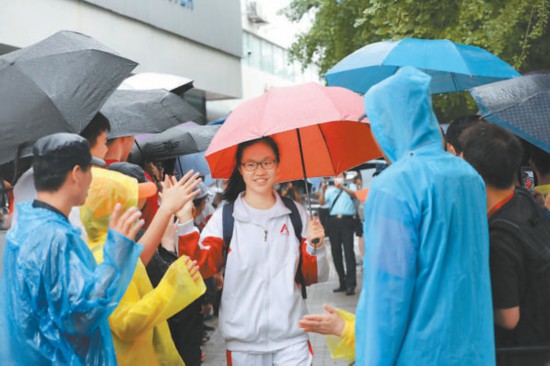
[119,72,194,95]
[325,38,520,94]
[470,72,550,153]
[0,30,137,168]
[175,152,214,186]
[101,89,205,139]
[130,122,220,162]
[208,116,227,125]
[205,82,382,183]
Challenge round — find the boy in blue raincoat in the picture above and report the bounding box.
[356,67,495,365]
[0,133,145,365]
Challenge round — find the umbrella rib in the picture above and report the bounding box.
[450,42,473,75]
[316,123,334,175]
[451,73,459,93]
[296,128,312,214]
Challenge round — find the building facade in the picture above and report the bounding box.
[0,0,317,120]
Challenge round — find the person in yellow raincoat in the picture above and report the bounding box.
[81,166,206,366]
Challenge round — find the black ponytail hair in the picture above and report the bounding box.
[222,136,280,202]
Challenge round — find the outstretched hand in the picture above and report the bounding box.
[159,171,201,215]
[298,304,345,337]
[109,203,144,242]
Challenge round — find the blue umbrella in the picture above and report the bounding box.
[208,116,227,125]
[175,151,214,186]
[325,38,520,94]
[470,72,550,153]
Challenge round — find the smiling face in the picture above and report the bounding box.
[238,141,279,197]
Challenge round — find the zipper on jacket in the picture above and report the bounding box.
[264,230,268,242]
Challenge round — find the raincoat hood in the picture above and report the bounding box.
[81,168,205,366]
[365,66,443,163]
[81,166,138,251]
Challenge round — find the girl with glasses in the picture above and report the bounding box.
[175,136,329,366]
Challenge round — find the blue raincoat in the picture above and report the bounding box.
[0,202,143,365]
[356,67,495,365]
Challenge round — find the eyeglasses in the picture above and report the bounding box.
[241,160,277,171]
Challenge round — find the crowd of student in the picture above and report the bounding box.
[1,66,549,366]
[0,95,328,365]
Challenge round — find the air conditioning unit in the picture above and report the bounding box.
[247,1,268,24]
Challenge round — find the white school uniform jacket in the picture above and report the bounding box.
[177,192,329,352]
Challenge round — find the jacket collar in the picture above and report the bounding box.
[233,191,291,223]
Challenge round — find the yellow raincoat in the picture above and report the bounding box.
[81,167,206,366]
[325,309,355,363]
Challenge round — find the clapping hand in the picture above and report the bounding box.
[109,204,144,241]
[158,171,201,215]
[184,257,201,283]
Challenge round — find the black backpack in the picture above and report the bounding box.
[221,197,308,299]
[490,189,550,342]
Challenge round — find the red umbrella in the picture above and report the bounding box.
[207,83,380,176]
[205,82,381,211]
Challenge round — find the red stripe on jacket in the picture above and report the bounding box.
[178,231,224,279]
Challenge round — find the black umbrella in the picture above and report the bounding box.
[0,30,138,170]
[129,122,220,163]
[102,89,206,139]
[0,31,136,182]
[470,72,550,153]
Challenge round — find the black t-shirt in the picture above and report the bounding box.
[489,189,550,347]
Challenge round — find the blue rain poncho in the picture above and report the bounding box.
[0,202,143,365]
[356,67,495,365]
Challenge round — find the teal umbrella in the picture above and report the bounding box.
[325,38,520,94]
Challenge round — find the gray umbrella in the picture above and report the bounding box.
[0,30,137,179]
[470,72,550,153]
[129,122,220,162]
[102,89,206,139]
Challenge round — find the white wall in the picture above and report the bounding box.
[206,63,303,120]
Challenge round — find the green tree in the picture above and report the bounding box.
[284,0,550,121]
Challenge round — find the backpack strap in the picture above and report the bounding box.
[221,198,308,299]
[221,201,235,274]
[281,196,307,299]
